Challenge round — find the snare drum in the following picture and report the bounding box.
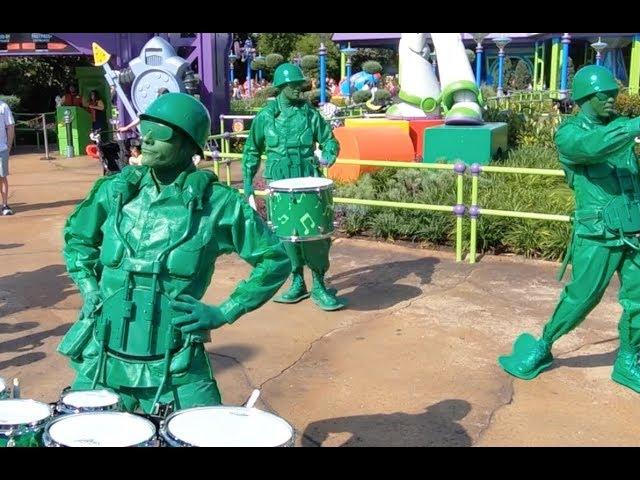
[267,177,335,242]
[56,389,121,415]
[0,378,6,400]
[43,411,158,447]
[0,399,53,447]
[160,406,295,447]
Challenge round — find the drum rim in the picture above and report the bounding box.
[268,177,335,193]
[0,399,53,434]
[277,232,333,242]
[43,411,157,447]
[160,406,295,448]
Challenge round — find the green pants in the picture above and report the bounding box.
[72,375,221,414]
[283,238,331,273]
[543,238,640,348]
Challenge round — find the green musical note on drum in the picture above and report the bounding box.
[300,213,316,235]
[278,214,290,225]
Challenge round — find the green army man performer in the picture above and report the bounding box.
[499,65,640,394]
[242,62,344,311]
[58,93,291,413]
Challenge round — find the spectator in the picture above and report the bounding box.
[0,99,15,216]
[84,89,106,132]
[61,84,83,107]
[128,144,143,166]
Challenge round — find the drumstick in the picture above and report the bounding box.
[244,389,260,409]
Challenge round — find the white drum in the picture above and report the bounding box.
[161,406,295,447]
[57,389,121,414]
[0,399,53,447]
[43,411,158,447]
[0,378,6,400]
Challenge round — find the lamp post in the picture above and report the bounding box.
[471,33,490,87]
[341,46,357,99]
[228,51,237,84]
[559,33,571,99]
[242,38,255,97]
[494,35,511,97]
[319,43,327,105]
[591,37,607,66]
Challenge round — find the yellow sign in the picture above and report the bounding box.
[92,42,111,67]
[232,119,244,133]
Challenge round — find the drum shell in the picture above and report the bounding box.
[55,390,122,415]
[267,183,335,242]
[0,400,53,447]
[160,406,296,447]
[42,412,159,447]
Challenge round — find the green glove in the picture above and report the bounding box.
[170,294,229,333]
[81,291,102,319]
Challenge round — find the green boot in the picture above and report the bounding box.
[498,333,554,380]
[274,270,310,304]
[612,346,640,394]
[310,271,345,311]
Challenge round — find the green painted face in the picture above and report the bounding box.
[282,81,305,103]
[140,119,192,171]
[586,90,617,119]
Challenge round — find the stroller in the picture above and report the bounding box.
[89,130,138,176]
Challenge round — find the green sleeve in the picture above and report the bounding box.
[312,109,340,161]
[242,112,267,196]
[555,117,640,166]
[215,188,291,323]
[62,177,112,297]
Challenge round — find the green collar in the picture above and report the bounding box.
[398,90,438,113]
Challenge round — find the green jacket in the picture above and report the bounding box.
[242,96,339,195]
[59,165,291,386]
[556,112,640,245]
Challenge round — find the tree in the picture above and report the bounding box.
[300,55,319,79]
[512,59,532,90]
[351,48,397,75]
[256,33,304,61]
[292,33,341,79]
[0,56,91,113]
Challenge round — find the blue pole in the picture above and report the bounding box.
[319,43,327,105]
[475,42,483,87]
[560,33,571,97]
[229,64,234,83]
[497,49,505,96]
[346,59,352,98]
[247,55,252,97]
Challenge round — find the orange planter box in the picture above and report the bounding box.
[328,126,416,183]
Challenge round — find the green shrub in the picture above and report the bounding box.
[362,61,382,75]
[265,54,284,70]
[616,92,640,117]
[352,90,372,104]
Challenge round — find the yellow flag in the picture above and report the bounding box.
[92,42,111,67]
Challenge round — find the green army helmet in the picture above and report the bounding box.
[572,65,619,103]
[140,92,211,155]
[273,62,306,88]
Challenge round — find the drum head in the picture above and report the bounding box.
[165,406,294,447]
[0,399,52,427]
[48,412,156,447]
[61,390,120,409]
[269,177,333,191]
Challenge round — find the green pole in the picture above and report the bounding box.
[629,34,640,95]
[469,164,481,264]
[549,37,561,97]
[454,162,466,262]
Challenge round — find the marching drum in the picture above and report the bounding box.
[267,177,335,242]
[160,406,295,447]
[0,399,53,447]
[43,411,158,447]
[56,389,121,415]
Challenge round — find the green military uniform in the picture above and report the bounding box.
[242,63,344,311]
[499,66,640,393]
[58,93,291,413]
